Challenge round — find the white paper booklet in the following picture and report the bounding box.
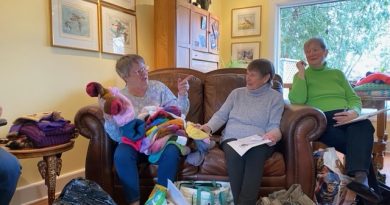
[167,179,190,205]
[227,134,271,156]
[334,108,390,127]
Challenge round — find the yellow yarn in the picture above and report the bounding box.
[185,121,210,140]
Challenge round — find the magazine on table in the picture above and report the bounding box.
[227,134,271,156]
[334,108,390,127]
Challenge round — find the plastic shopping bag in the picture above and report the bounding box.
[313,148,356,205]
[53,177,117,205]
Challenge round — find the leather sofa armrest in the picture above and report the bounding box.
[279,104,327,198]
[74,104,116,196]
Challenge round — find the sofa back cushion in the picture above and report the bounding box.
[203,68,247,123]
[149,68,205,123]
[204,68,283,130]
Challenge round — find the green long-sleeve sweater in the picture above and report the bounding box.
[288,64,362,114]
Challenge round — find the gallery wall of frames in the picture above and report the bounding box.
[50,0,137,55]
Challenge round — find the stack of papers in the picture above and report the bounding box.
[227,134,271,156]
[334,108,390,127]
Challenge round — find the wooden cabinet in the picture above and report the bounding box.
[154,0,220,72]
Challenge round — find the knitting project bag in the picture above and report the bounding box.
[175,181,234,205]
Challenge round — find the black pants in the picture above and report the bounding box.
[221,139,274,205]
[321,109,375,175]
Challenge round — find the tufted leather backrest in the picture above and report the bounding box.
[203,68,283,123]
[203,69,247,123]
[149,68,205,124]
[149,68,283,125]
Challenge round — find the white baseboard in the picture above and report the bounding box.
[10,169,85,205]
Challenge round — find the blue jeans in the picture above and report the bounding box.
[114,143,180,203]
[0,148,21,205]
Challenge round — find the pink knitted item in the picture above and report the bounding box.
[109,87,135,127]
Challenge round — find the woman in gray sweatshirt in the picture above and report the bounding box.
[200,59,284,205]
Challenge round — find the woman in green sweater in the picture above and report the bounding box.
[288,37,381,203]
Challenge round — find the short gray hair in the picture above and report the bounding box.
[304,37,327,50]
[115,54,145,82]
[247,58,275,84]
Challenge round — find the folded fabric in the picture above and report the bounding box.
[156,125,181,139]
[10,123,76,148]
[355,73,390,86]
[120,119,145,141]
[149,135,172,154]
[157,118,184,129]
[186,122,209,140]
[185,151,206,166]
[145,118,168,130]
[13,111,62,123]
[121,137,143,151]
[194,139,215,153]
[163,106,181,117]
[354,83,390,91]
[149,141,190,164]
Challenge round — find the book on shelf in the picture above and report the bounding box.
[334,108,390,127]
[227,134,271,156]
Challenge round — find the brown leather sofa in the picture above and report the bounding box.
[74,68,327,204]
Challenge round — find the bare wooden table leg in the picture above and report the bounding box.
[38,154,62,205]
[362,98,388,172]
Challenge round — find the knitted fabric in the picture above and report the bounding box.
[186,121,209,140]
[109,87,135,127]
[119,119,145,141]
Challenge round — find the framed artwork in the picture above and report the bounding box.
[101,6,137,55]
[231,42,260,66]
[102,0,136,11]
[231,6,261,37]
[50,0,99,51]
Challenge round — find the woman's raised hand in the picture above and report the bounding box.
[177,75,193,96]
[296,60,307,79]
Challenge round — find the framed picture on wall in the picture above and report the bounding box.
[231,42,260,66]
[102,0,136,11]
[50,0,99,51]
[101,6,137,55]
[231,6,261,37]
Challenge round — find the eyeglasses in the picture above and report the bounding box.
[132,65,149,76]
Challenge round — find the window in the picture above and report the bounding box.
[277,0,390,84]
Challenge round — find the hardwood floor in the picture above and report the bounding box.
[28,153,390,205]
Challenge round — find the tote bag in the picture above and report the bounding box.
[175,181,234,205]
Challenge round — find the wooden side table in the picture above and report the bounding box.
[359,95,389,171]
[1,140,74,205]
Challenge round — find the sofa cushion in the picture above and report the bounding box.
[204,71,246,123]
[149,69,205,123]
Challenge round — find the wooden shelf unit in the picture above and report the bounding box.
[154,0,220,72]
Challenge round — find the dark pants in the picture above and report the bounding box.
[114,143,180,203]
[0,148,21,205]
[222,139,274,205]
[321,110,375,175]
